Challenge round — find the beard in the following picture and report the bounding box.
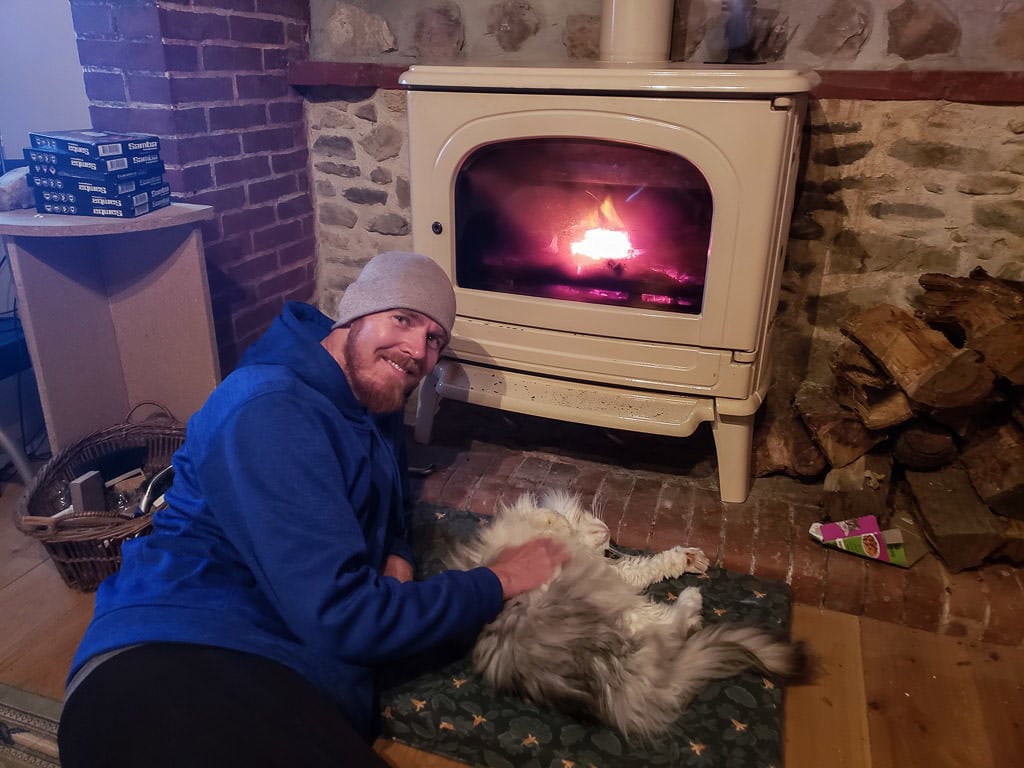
[342,321,421,414]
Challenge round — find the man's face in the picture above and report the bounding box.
[341,309,446,414]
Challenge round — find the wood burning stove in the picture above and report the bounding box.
[401,3,814,502]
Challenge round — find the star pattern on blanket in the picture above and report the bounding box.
[452,677,467,688]
[440,721,455,731]
[665,591,678,601]
[690,740,707,756]
[763,678,775,689]
[753,589,767,599]
[382,706,393,720]
[713,607,728,617]
[412,698,427,712]
[522,733,540,747]
[472,714,487,727]
[731,718,748,732]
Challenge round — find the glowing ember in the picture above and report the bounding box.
[571,228,636,262]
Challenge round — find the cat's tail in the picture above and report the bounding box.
[602,623,805,742]
[669,623,805,704]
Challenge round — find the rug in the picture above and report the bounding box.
[0,684,60,768]
[378,504,792,768]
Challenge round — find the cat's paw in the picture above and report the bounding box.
[665,546,709,576]
[674,586,704,634]
[678,546,709,574]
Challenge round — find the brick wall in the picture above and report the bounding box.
[69,0,314,373]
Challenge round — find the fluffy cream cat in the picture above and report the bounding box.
[446,490,804,742]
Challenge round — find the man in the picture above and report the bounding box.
[57,251,569,767]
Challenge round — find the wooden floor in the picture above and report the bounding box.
[2,478,1022,768]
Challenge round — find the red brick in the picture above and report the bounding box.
[789,504,828,607]
[417,465,456,506]
[165,134,241,165]
[113,4,163,39]
[271,148,308,173]
[230,16,286,44]
[257,0,309,18]
[980,564,1024,646]
[71,3,114,36]
[822,551,868,615]
[211,104,268,131]
[84,72,126,102]
[231,299,280,340]
[237,73,289,99]
[861,559,907,625]
[77,39,166,69]
[647,482,693,551]
[617,477,661,549]
[466,452,527,515]
[752,498,792,582]
[165,44,200,72]
[901,554,947,633]
[249,174,298,204]
[204,45,263,71]
[569,466,607,513]
[595,473,634,542]
[164,164,214,195]
[172,74,235,102]
[687,488,725,567]
[254,220,304,251]
[278,236,315,266]
[243,126,301,154]
[721,502,757,575]
[544,461,581,490]
[215,155,271,187]
[942,573,983,630]
[160,8,230,41]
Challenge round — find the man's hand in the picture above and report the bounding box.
[488,537,570,600]
[382,554,414,583]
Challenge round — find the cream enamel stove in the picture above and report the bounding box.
[401,5,814,503]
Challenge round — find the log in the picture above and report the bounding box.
[841,303,995,409]
[918,268,1024,384]
[752,389,827,478]
[794,382,888,468]
[831,341,915,430]
[822,453,894,526]
[991,517,1024,565]
[904,467,1007,572]
[893,421,958,471]
[960,421,1024,520]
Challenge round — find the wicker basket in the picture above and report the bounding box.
[16,403,185,591]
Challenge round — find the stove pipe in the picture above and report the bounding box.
[599,0,675,64]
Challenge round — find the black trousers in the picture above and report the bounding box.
[57,643,387,768]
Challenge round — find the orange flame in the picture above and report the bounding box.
[571,196,636,263]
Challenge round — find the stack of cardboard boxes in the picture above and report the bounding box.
[24,129,170,219]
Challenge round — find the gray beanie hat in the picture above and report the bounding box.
[332,251,456,338]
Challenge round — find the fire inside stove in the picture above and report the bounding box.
[455,137,713,314]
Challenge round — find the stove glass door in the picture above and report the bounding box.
[455,137,712,315]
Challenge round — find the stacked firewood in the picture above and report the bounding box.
[793,268,1024,572]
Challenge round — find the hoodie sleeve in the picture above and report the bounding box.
[196,389,503,666]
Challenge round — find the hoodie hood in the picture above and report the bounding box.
[238,301,354,410]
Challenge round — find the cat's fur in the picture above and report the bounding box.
[446,490,804,742]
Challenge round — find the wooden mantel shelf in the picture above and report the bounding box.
[288,61,1024,103]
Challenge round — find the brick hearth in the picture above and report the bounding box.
[409,400,1024,649]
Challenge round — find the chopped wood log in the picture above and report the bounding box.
[831,341,915,429]
[918,268,1024,385]
[841,304,995,409]
[893,421,958,471]
[991,517,1024,565]
[904,467,1007,572]
[960,421,1024,520]
[752,389,827,478]
[822,454,894,526]
[794,382,888,468]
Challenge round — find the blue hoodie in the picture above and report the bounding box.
[68,302,504,738]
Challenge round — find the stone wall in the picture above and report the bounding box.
[307,90,1024,396]
[309,0,1024,70]
[306,1,1024,402]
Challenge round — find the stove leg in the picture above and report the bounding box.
[711,411,755,503]
[414,372,440,444]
